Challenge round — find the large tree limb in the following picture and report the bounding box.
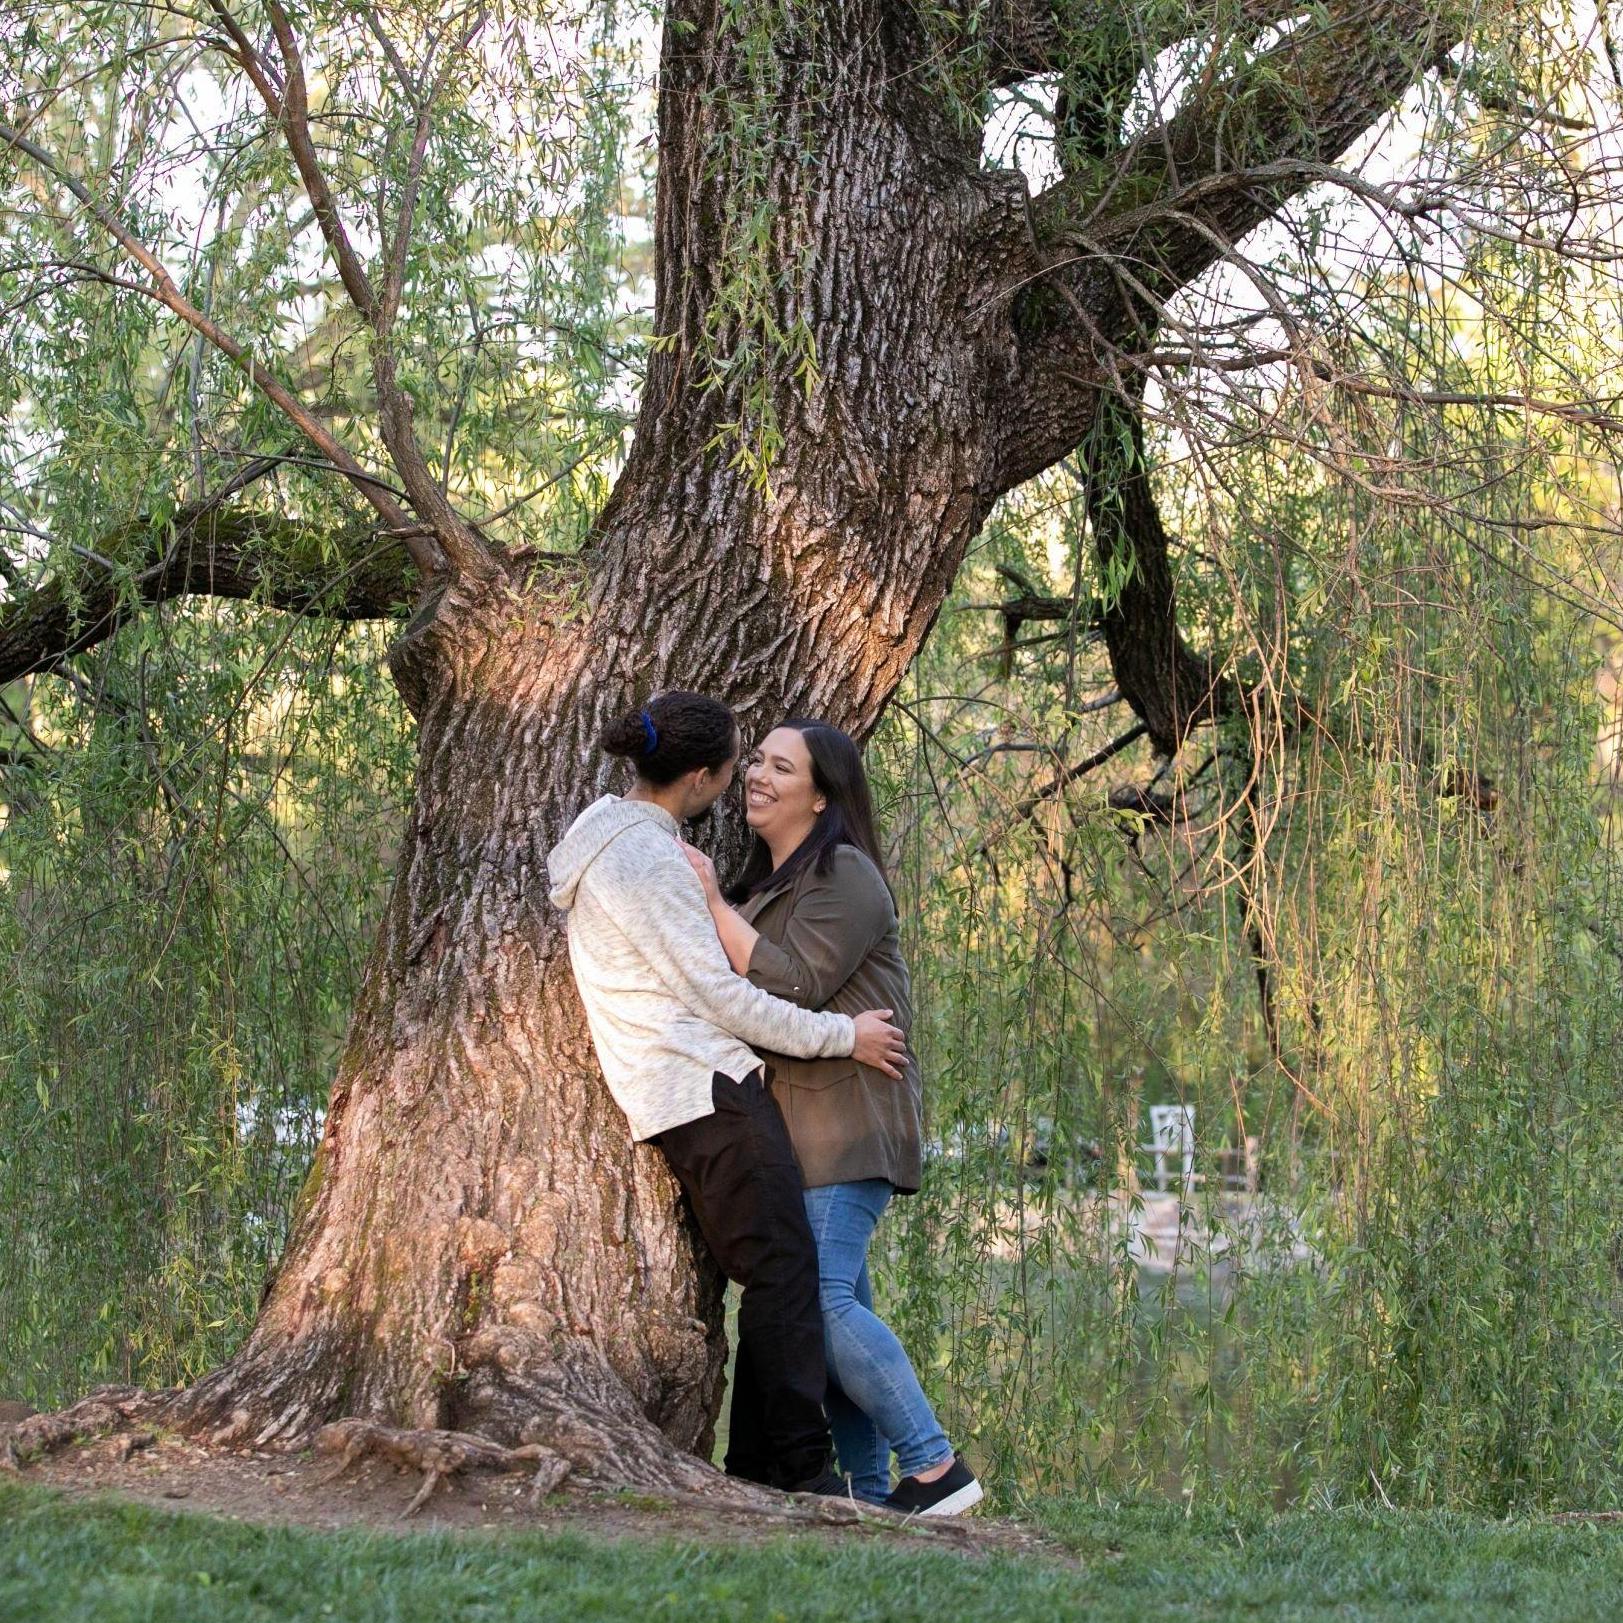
[973,1,1307,90]
[0,506,412,686]
[1034,3,1451,284]
[978,382,1228,756]
[991,3,1457,481]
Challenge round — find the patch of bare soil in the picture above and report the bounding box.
[8,1417,1070,1565]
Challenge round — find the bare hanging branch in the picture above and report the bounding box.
[0,121,436,573]
[971,721,1150,861]
[200,1,498,580]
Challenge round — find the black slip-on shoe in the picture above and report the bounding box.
[883,1453,984,1517]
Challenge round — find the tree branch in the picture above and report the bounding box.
[991,2,1458,489]
[973,370,1231,761]
[0,122,437,574]
[975,1,1307,91]
[975,562,1096,676]
[971,721,1149,861]
[1080,391,1230,755]
[378,8,486,334]
[1033,3,1454,291]
[224,0,496,578]
[211,0,380,320]
[0,506,412,686]
[365,6,499,575]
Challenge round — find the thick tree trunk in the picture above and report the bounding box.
[169,583,731,1486]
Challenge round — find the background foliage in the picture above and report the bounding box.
[3,0,1621,1515]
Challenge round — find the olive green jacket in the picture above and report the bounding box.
[740,844,923,1193]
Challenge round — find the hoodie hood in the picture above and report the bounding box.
[547,795,679,910]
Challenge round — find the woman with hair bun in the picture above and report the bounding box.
[547,691,908,1496]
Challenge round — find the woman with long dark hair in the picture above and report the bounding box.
[682,720,982,1516]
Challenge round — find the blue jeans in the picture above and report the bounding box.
[802,1178,953,1502]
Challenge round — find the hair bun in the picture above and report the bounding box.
[598,691,735,785]
[602,711,652,758]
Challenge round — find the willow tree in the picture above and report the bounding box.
[3,0,1586,1489]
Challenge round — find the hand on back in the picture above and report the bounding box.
[852,1008,906,1079]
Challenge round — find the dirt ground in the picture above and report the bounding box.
[8,1423,1070,1564]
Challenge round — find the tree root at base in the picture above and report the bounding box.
[0,1380,772,1518]
[0,1387,168,1473]
[313,1418,571,1516]
[0,1382,1014,1552]
[0,1393,1054,1557]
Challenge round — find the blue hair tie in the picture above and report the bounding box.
[638,709,658,755]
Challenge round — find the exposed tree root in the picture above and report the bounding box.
[150,1324,734,1504]
[4,1387,1066,1559]
[449,1326,739,1497]
[0,1386,166,1473]
[4,1385,769,1518]
[7,1336,1006,1540]
[7,1329,776,1516]
[158,1338,356,1450]
[313,1419,572,1517]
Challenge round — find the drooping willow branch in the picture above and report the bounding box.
[203,0,497,579]
[3,2,500,585]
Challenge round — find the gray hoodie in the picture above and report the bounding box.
[546,795,856,1140]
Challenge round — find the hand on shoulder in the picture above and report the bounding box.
[679,839,722,904]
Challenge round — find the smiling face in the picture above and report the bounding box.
[744,726,826,852]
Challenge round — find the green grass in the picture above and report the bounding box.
[1,1481,1620,1622]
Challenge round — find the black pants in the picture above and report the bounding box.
[654,1072,830,1489]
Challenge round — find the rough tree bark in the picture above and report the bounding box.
[1,0,1460,1490]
